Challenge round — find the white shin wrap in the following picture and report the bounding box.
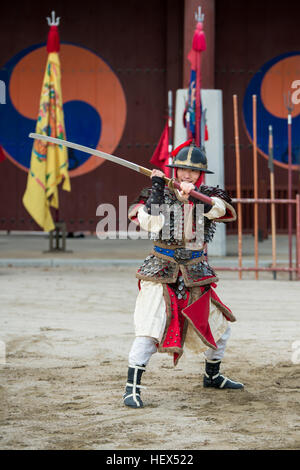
[204,326,231,361]
[129,336,158,367]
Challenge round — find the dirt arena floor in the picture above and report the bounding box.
[0,265,299,450]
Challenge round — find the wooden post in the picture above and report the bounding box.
[284,92,294,280]
[268,125,277,279]
[233,95,243,279]
[258,179,268,240]
[296,194,300,281]
[252,95,259,279]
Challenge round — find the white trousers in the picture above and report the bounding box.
[128,326,231,367]
[133,280,228,345]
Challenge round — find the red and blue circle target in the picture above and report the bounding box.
[0,43,127,177]
[243,51,300,169]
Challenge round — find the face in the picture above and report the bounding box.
[177,168,201,184]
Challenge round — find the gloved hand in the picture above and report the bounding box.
[144,171,165,215]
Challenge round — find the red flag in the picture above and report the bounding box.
[0,145,6,163]
[150,122,170,176]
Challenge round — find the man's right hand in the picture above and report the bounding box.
[151,169,165,179]
[145,170,165,216]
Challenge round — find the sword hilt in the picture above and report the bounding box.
[138,166,214,205]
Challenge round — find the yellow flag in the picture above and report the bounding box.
[23,52,70,232]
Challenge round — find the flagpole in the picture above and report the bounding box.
[47,11,61,226]
[194,7,205,147]
[284,92,294,280]
[195,48,201,147]
[23,10,70,237]
[168,90,174,178]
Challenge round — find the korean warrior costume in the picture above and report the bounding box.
[123,143,244,408]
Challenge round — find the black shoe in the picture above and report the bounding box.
[203,359,244,389]
[123,365,146,408]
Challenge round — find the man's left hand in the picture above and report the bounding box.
[179,182,195,197]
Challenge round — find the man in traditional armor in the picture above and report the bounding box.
[123,141,244,408]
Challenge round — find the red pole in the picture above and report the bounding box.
[252,95,259,280]
[195,51,201,147]
[192,7,206,147]
[268,125,277,279]
[233,198,295,204]
[284,92,294,280]
[233,95,243,280]
[288,110,293,280]
[213,267,297,273]
[296,194,300,280]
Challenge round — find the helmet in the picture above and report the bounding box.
[167,141,214,174]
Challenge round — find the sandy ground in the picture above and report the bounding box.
[0,265,299,450]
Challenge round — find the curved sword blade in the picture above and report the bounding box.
[29,132,141,173]
[28,133,214,205]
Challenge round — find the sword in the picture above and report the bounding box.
[28,133,214,205]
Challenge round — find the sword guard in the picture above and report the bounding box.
[166,178,175,192]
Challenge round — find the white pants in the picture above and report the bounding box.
[128,325,231,367]
[133,280,228,345]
